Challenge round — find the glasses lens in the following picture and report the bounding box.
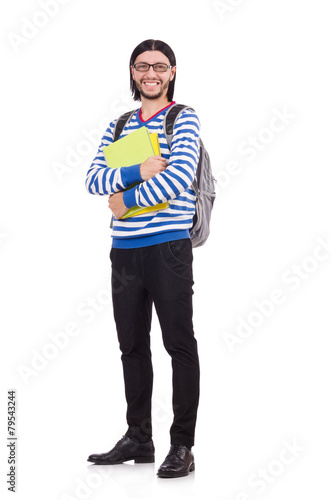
[135,63,149,71]
[154,63,168,73]
[153,64,168,72]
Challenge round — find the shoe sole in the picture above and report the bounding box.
[87,455,155,465]
[157,462,195,478]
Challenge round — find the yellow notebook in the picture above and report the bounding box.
[103,127,168,219]
[149,132,161,155]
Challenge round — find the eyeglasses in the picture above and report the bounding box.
[133,63,172,73]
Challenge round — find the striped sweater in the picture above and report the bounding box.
[85,101,201,248]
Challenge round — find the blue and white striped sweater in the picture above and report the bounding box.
[85,102,200,248]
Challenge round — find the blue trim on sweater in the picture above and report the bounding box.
[120,163,143,187]
[112,230,190,249]
[123,186,137,209]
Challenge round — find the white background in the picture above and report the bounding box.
[1,0,331,499]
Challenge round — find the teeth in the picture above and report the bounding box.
[145,82,158,86]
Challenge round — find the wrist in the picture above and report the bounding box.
[121,164,143,186]
[123,187,137,209]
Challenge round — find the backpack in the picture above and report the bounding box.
[113,104,216,247]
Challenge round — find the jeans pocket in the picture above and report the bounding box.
[159,239,193,280]
[168,239,193,266]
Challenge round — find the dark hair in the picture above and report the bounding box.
[130,39,177,102]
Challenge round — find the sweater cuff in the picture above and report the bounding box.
[123,186,138,209]
[120,164,143,187]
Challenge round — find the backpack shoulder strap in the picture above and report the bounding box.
[164,104,199,195]
[163,104,195,147]
[113,108,139,142]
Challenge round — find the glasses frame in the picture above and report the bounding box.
[132,63,173,73]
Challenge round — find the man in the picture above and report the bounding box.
[86,39,200,478]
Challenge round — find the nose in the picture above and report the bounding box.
[144,66,158,78]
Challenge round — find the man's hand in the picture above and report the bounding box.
[108,192,128,219]
[140,155,168,181]
[108,156,168,218]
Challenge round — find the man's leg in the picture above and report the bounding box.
[110,247,154,442]
[144,240,200,448]
[154,290,200,448]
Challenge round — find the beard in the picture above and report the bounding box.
[136,79,170,100]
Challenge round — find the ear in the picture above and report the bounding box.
[170,65,176,81]
[130,65,135,80]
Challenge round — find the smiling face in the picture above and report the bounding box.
[131,50,176,101]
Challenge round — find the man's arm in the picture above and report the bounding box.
[85,120,144,196]
[122,109,200,210]
[108,155,168,219]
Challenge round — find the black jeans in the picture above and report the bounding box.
[110,238,200,448]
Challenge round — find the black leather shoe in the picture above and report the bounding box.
[87,435,155,465]
[157,444,195,478]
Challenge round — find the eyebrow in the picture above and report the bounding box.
[135,61,169,64]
